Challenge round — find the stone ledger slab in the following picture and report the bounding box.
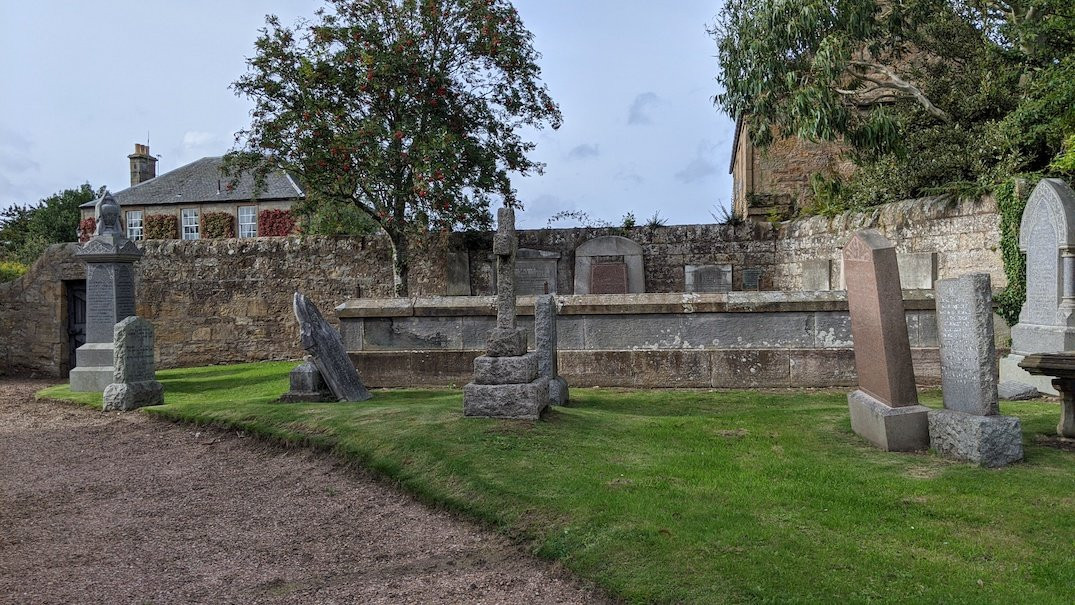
[927,410,1023,468]
[848,390,931,452]
[463,377,550,420]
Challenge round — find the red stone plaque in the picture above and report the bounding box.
[591,263,628,294]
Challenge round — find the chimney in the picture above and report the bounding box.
[128,143,157,186]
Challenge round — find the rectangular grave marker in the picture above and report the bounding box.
[685,264,731,293]
[936,273,999,415]
[742,268,763,291]
[591,263,628,294]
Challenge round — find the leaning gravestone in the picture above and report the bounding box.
[103,316,163,411]
[70,192,144,392]
[928,274,1023,467]
[293,292,372,402]
[1000,179,1075,395]
[279,357,335,403]
[463,207,549,419]
[844,230,931,451]
[535,294,569,405]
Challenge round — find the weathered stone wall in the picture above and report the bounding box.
[0,194,1003,378]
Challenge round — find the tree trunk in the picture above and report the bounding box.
[388,230,409,298]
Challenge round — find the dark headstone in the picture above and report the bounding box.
[294,292,372,402]
[591,263,628,294]
[843,230,930,451]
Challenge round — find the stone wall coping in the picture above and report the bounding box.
[337,290,938,318]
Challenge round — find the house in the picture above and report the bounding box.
[80,144,304,240]
[729,118,854,222]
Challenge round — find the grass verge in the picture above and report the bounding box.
[38,362,1075,604]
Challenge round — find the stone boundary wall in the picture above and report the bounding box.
[0,194,1002,378]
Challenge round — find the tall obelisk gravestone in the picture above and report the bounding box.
[928,274,1023,467]
[70,193,144,392]
[999,179,1075,395]
[844,230,931,451]
[463,207,550,419]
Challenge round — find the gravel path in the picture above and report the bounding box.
[0,379,609,604]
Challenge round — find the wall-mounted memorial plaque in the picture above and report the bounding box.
[742,268,763,291]
[591,263,628,294]
[516,249,560,295]
[685,264,732,293]
[573,236,644,294]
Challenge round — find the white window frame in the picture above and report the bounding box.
[238,206,257,238]
[181,208,200,240]
[126,210,144,241]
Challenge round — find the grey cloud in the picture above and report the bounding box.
[615,168,644,185]
[675,141,721,184]
[568,143,600,160]
[628,92,660,125]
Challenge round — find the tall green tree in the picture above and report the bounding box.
[227,0,561,296]
[0,183,101,265]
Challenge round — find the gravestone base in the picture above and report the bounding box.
[848,390,931,452]
[548,376,569,406]
[1000,354,1057,396]
[474,353,538,385]
[103,380,164,411]
[280,361,335,403]
[70,365,114,392]
[928,409,1023,468]
[463,377,550,420]
[486,328,527,357]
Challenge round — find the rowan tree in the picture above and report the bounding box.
[227,0,561,296]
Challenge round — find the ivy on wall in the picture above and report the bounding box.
[258,209,296,237]
[202,212,236,239]
[993,176,1041,326]
[144,214,179,240]
[77,217,96,243]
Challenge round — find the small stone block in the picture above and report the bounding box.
[548,376,569,406]
[463,377,550,420]
[280,361,335,403]
[928,409,1024,468]
[474,353,539,385]
[486,327,527,357]
[998,381,1041,401]
[103,380,164,411]
[848,390,931,451]
[69,365,116,392]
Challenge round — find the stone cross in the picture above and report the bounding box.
[485,207,527,357]
[293,292,372,402]
[103,316,164,411]
[843,229,930,451]
[929,274,1023,467]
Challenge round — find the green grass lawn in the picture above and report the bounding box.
[39,362,1075,604]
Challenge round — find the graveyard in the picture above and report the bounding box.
[36,363,1075,603]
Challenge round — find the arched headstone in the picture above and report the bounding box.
[573,235,644,295]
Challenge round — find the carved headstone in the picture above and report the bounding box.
[294,292,372,402]
[929,274,1023,467]
[516,249,560,295]
[279,358,335,403]
[1000,179,1075,396]
[685,264,732,293]
[103,317,164,411]
[573,236,644,294]
[843,230,930,451]
[70,192,145,392]
[535,294,569,405]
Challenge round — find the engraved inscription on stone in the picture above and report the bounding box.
[591,263,628,294]
[86,265,117,343]
[114,318,156,383]
[114,264,136,318]
[685,265,731,293]
[516,259,557,295]
[742,268,763,291]
[936,274,999,415]
[1024,217,1059,325]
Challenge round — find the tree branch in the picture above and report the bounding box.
[848,60,952,123]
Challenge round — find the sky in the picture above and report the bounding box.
[0,1,735,228]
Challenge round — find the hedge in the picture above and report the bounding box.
[202,211,236,239]
[78,217,96,243]
[145,214,179,240]
[258,209,296,236]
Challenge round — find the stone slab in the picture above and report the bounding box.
[897,252,937,290]
[741,268,763,291]
[463,376,550,419]
[927,409,1023,468]
[801,259,832,291]
[444,252,471,296]
[69,365,115,392]
[516,249,559,295]
[573,235,644,295]
[591,263,628,294]
[685,264,732,293]
[848,390,930,452]
[112,317,156,384]
[935,274,999,415]
[103,380,163,411]
[473,353,539,385]
[534,294,568,404]
[998,381,1042,401]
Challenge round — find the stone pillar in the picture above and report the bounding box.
[928,274,1023,467]
[843,230,931,451]
[535,294,569,405]
[70,193,144,392]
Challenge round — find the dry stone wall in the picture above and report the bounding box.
[0,194,1002,377]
